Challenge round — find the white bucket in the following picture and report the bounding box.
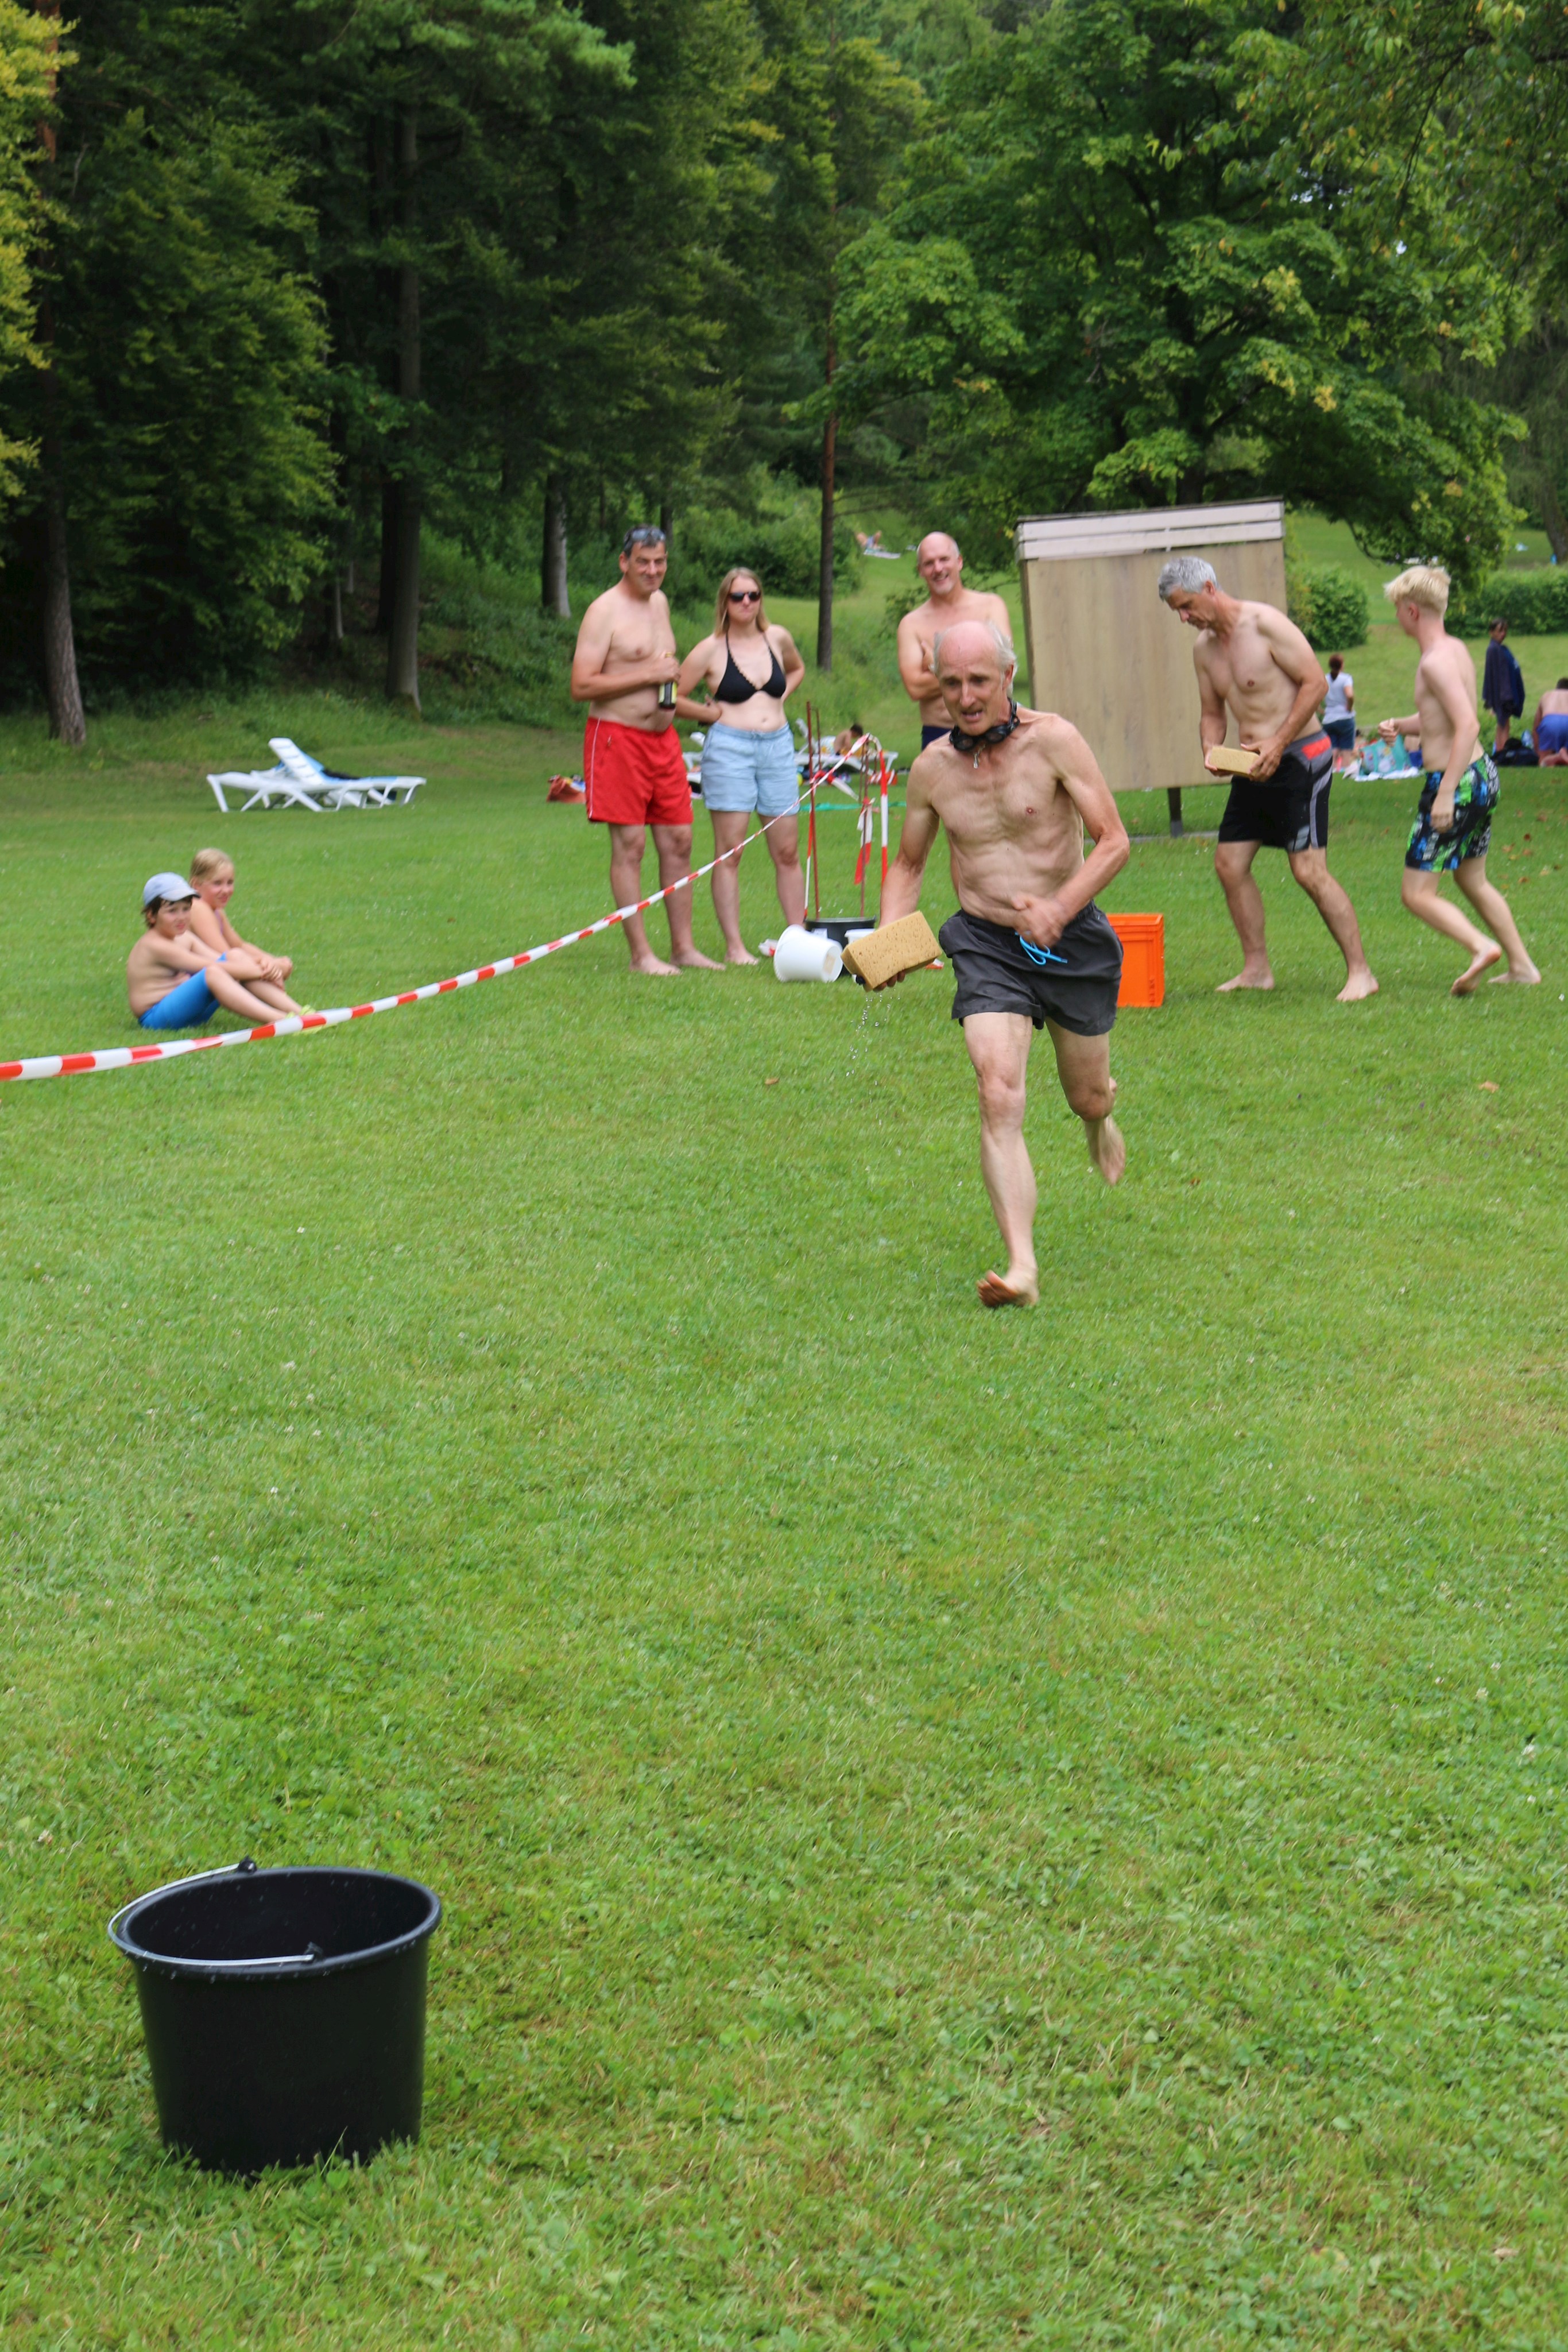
[773,924,843,983]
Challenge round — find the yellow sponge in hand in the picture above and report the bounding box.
[841,911,943,991]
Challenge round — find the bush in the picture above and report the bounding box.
[1449,568,1568,637]
[665,500,863,605]
[1287,563,1369,651]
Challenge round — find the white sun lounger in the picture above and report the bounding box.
[269,740,425,808]
[204,740,426,813]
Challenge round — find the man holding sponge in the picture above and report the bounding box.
[877,620,1129,1309]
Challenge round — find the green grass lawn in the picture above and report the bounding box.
[3,709,1568,2348]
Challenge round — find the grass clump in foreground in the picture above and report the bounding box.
[2,722,1568,2347]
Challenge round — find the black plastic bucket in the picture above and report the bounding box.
[109,1859,441,2173]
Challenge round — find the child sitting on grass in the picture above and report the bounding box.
[187,846,297,991]
[126,873,305,1030]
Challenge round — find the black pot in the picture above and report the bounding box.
[110,1859,441,2173]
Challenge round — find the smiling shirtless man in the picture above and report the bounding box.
[1158,554,1377,1001]
[570,524,719,976]
[896,532,1013,750]
[878,619,1129,1309]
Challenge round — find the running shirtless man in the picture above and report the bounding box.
[878,619,1129,1310]
[1381,564,1539,992]
[570,524,720,976]
[1157,554,1377,1001]
[896,533,1013,749]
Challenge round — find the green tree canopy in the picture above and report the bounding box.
[836,0,1524,582]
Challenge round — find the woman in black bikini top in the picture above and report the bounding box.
[715,636,788,705]
[680,569,801,733]
[676,567,808,964]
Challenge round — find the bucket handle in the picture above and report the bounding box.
[108,1855,260,1948]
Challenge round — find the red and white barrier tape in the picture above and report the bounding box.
[1,796,819,1085]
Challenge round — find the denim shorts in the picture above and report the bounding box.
[699,723,800,817]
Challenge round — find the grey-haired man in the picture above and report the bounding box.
[570,525,720,976]
[1157,556,1376,1001]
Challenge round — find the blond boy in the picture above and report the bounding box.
[1380,567,1539,993]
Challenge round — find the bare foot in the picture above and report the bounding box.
[1217,965,1275,993]
[1086,1101,1126,1186]
[725,947,760,968]
[1488,960,1542,986]
[977,1267,1039,1309]
[1337,968,1379,1003]
[629,954,680,977]
[673,948,723,971]
[1451,940,1503,995]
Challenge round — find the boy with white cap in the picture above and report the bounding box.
[126,873,305,1028]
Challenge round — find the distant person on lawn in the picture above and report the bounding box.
[896,533,1013,749]
[1158,555,1377,1002]
[127,875,304,1030]
[1321,654,1356,763]
[1531,678,1568,766]
[570,524,721,977]
[1381,567,1539,993]
[187,849,299,996]
[677,567,806,965]
[1482,617,1525,756]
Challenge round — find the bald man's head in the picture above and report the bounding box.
[934,618,1016,733]
[917,533,963,591]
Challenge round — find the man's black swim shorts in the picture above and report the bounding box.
[1217,730,1333,854]
[938,904,1122,1035]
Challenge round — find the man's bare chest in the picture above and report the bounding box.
[934,762,1066,842]
[1209,635,1278,703]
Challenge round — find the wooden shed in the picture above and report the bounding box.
[1015,499,1287,830]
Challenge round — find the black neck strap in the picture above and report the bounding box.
[950,699,1021,757]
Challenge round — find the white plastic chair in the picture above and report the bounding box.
[206,760,326,813]
[269,739,424,808]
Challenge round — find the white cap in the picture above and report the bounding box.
[143,872,196,908]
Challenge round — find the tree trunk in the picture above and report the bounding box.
[1540,473,1568,566]
[376,474,398,633]
[35,11,84,746]
[41,458,84,745]
[541,471,570,616]
[816,411,837,674]
[385,103,421,712]
[386,485,420,707]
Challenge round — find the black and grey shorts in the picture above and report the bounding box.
[938,904,1122,1036]
[1217,732,1333,853]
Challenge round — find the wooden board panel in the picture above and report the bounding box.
[1016,531,1288,795]
[1017,500,1284,563]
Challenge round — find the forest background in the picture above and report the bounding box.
[0,0,1562,743]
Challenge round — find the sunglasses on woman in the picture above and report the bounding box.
[728,588,761,605]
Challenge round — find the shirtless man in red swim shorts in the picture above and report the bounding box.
[570,525,721,975]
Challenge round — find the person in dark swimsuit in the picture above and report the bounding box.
[677,568,808,964]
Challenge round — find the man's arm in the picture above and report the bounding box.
[877,754,943,924]
[1249,611,1327,779]
[569,599,677,703]
[1012,725,1129,946]
[1196,651,1230,765]
[895,611,936,706]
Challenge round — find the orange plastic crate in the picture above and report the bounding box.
[1108,912,1164,1008]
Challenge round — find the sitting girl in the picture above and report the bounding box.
[188,846,298,992]
[127,873,305,1030]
